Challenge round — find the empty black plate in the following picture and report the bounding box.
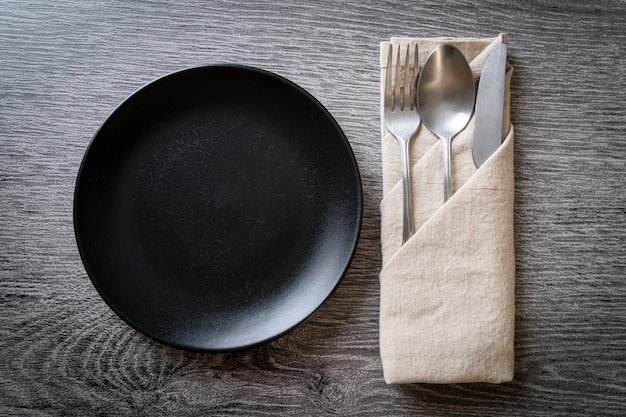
[74,65,362,352]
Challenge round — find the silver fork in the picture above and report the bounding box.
[384,43,421,244]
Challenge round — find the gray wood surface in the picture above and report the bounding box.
[1,0,625,415]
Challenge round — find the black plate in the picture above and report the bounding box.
[74,65,362,352]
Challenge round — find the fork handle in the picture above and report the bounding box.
[400,139,414,244]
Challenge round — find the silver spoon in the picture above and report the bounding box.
[417,45,475,203]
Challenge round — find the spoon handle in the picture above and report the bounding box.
[400,139,414,243]
[442,137,452,203]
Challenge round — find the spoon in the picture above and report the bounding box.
[417,44,475,203]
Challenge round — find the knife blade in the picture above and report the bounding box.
[473,43,507,168]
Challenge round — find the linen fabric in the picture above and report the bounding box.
[379,34,515,384]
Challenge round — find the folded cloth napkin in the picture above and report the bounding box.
[379,33,515,384]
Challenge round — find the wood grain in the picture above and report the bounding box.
[1,0,625,415]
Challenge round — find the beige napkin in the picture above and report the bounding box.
[379,34,515,384]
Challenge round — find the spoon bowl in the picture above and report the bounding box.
[417,44,475,202]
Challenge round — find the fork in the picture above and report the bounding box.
[384,43,421,244]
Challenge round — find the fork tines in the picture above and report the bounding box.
[385,42,419,112]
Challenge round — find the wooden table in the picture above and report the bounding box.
[1,1,624,415]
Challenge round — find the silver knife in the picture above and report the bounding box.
[473,43,507,168]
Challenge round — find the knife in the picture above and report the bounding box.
[473,43,507,168]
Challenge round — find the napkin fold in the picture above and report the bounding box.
[379,34,515,384]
